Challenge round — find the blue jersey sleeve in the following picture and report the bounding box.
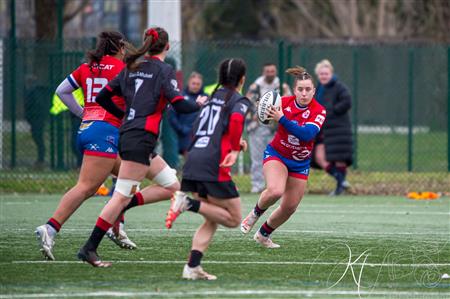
[279,116,319,142]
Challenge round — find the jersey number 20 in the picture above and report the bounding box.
[196,105,222,136]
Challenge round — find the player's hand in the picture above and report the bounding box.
[266,105,284,122]
[220,150,239,168]
[240,139,248,152]
[196,95,208,107]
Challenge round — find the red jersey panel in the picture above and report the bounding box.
[68,55,125,128]
[270,96,326,161]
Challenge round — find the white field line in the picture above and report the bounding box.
[1,289,450,298]
[8,260,450,267]
[5,228,449,236]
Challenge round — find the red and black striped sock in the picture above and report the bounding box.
[259,221,275,237]
[123,192,144,211]
[253,203,267,217]
[47,218,61,232]
[84,217,112,251]
[187,249,203,268]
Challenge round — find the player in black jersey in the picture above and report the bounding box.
[166,58,251,280]
[77,27,207,267]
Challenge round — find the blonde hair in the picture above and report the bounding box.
[315,59,334,75]
[189,71,203,81]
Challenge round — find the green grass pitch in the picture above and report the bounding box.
[0,194,449,298]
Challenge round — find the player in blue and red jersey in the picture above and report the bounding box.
[241,66,326,248]
[35,31,180,261]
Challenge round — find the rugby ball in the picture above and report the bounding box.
[257,90,281,125]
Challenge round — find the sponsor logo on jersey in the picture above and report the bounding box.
[302,110,310,118]
[106,147,114,153]
[240,103,248,113]
[288,135,300,145]
[285,106,292,112]
[194,136,210,148]
[92,64,115,70]
[315,114,325,125]
[129,72,153,79]
[171,79,180,92]
[292,149,311,161]
[322,109,326,114]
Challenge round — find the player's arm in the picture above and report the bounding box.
[55,77,84,118]
[96,71,125,119]
[267,105,321,142]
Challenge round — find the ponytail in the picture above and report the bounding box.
[286,66,314,85]
[124,27,169,71]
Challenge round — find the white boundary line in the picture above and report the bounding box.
[8,260,450,267]
[4,228,450,236]
[1,289,450,298]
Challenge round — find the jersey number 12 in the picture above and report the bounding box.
[86,78,108,103]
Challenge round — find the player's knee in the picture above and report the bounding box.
[153,166,179,189]
[224,212,241,228]
[76,183,99,199]
[265,186,284,200]
[115,179,141,198]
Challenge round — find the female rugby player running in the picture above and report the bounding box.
[240,66,326,248]
[165,58,251,280]
[35,31,180,261]
[77,27,206,267]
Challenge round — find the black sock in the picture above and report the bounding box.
[187,197,200,213]
[84,217,111,251]
[253,203,267,217]
[188,250,203,267]
[259,221,275,237]
[123,192,144,212]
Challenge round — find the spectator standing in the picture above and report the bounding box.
[313,59,353,195]
[246,63,289,193]
[169,72,206,157]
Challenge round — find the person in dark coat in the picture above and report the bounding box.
[313,59,353,195]
[168,72,206,157]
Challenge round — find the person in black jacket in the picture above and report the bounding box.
[169,72,206,157]
[314,60,353,195]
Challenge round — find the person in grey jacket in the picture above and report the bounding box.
[314,59,353,195]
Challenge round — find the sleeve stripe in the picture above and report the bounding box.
[170,95,184,103]
[305,122,321,130]
[105,85,113,92]
[67,75,79,89]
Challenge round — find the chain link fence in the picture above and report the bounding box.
[1,38,449,194]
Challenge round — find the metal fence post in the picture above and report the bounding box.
[352,47,359,169]
[9,0,16,168]
[286,43,292,88]
[448,46,450,172]
[278,40,285,91]
[56,0,65,170]
[407,48,414,172]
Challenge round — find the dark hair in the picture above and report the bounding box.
[210,58,246,101]
[125,27,169,71]
[87,31,125,69]
[286,66,314,86]
[263,62,277,69]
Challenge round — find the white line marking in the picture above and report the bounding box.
[1,289,450,298]
[5,227,450,236]
[9,260,450,267]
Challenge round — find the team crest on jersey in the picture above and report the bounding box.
[302,110,310,118]
[287,135,300,145]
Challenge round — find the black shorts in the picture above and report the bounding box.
[181,179,239,199]
[119,129,157,166]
